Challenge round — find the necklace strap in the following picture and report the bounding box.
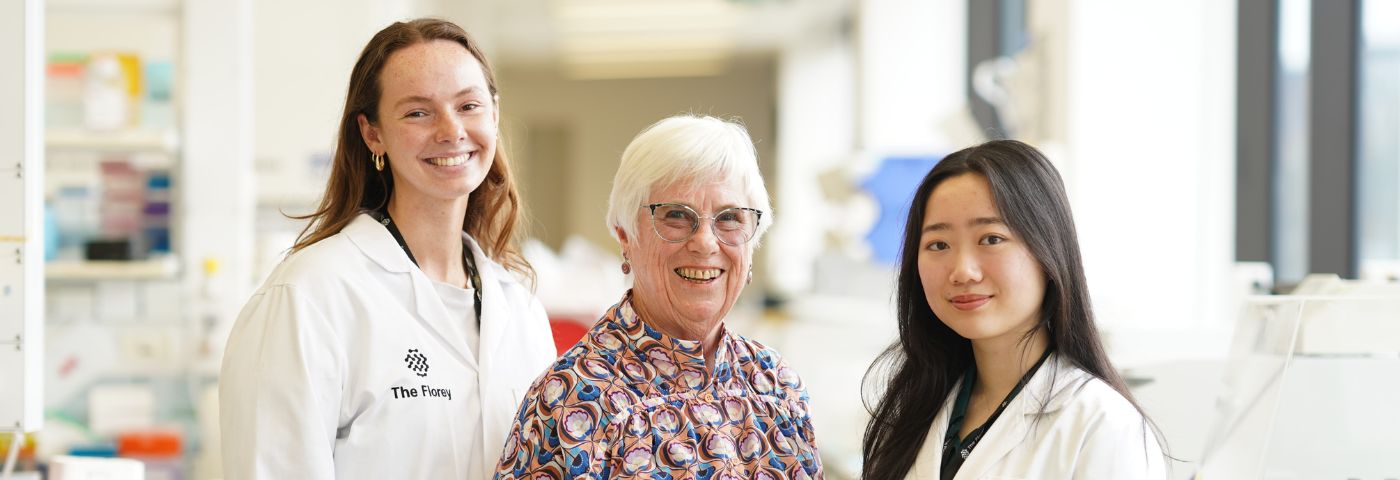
[371,210,483,324]
[940,347,1054,479]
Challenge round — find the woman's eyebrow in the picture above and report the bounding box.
[922,216,1004,233]
[392,87,485,109]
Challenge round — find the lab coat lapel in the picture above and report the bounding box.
[952,354,1070,480]
[953,354,1080,479]
[344,213,479,370]
[953,399,1030,480]
[406,265,479,370]
[466,234,508,377]
[911,380,959,480]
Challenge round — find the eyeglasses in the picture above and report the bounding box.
[641,203,763,246]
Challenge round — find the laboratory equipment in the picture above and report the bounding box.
[1198,285,1400,479]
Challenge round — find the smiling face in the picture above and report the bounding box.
[358,39,498,208]
[918,173,1046,348]
[619,179,754,340]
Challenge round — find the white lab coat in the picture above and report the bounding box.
[219,214,556,480]
[907,354,1166,480]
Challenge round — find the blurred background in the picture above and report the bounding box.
[3,0,1399,478]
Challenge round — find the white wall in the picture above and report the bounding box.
[495,60,778,254]
[251,0,406,206]
[858,0,968,153]
[1055,0,1238,364]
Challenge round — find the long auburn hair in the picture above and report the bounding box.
[290,18,531,279]
[861,140,1159,479]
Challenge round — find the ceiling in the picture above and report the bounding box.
[453,0,853,78]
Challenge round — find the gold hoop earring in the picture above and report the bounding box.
[372,153,385,172]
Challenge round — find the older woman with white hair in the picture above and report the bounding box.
[494,115,823,479]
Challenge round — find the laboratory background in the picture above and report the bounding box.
[1,0,1398,478]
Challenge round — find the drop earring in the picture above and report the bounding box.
[372,153,385,172]
[621,256,631,275]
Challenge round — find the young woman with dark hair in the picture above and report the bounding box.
[862,140,1165,479]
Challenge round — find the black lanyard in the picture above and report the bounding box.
[371,210,482,324]
[940,347,1054,480]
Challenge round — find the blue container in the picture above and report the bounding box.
[44,204,60,261]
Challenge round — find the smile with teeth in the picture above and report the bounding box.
[675,267,723,281]
[426,153,471,167]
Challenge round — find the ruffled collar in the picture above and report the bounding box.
[604,290,735,390]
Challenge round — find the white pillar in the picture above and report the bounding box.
[181,0,255,366]
[0,0,45,432]
[1056,0,1237,362]
[770,21,856,295]
[858,0,967,153]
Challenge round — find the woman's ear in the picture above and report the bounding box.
[615,226,631,251]
[492,94,501,128]
[357,113,383,154]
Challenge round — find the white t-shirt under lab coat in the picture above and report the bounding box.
[219,214,556,480]
[431,280,480,360]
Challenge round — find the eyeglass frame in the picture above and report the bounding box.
[639,202,764,246]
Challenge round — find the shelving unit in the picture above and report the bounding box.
[46,128,179,154]
[45,256,180,281]
[31,1,250,477]
[43,0,185,278]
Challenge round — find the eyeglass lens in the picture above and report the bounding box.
[651,204,757,245]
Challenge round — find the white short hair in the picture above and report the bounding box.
[606,114,773,246]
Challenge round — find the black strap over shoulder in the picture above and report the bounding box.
[369,209,483,324]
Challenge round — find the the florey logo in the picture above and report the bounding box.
[405,348,429,377]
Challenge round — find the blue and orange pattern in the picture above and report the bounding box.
[494,292,822,479]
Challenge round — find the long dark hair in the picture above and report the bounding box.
[861,140,1157,479]
[289,18,531,279]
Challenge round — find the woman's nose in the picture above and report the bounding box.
[435,113,467,143]
[948,249,982,285]
[685,220,721,255]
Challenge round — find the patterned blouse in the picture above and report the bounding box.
[494,293,823,479]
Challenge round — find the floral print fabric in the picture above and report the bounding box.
[495,293,822,479]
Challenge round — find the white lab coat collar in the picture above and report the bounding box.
[916,353,1094,480]
[341,213,525,372]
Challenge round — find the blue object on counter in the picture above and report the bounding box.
[860,155,943,265]
[68,443,118,458]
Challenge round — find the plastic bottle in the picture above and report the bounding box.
[84,54,130,131]
[196,258,223,365]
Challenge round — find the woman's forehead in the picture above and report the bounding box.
[647,178,747,204]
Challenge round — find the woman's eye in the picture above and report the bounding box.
[981,235,1006,245]
[404,111,427,118]
[461,103,480,112]
[926,241,949,251]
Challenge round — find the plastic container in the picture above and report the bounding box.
[53,185,96,260]
[143,171,172,253]
[84,54,129,131]
[115,430,182,480]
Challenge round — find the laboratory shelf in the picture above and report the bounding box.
[46,255,180,281]
[46,129,180,154]
[47,0,179,14]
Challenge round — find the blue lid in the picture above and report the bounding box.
[68,443,118,458]
[146,172,172,189]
